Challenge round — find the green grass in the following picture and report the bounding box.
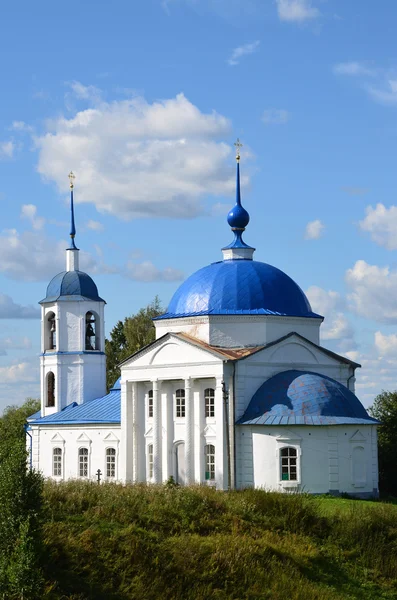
[40,482,397,600]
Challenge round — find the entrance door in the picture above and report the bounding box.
[175,443,186,485]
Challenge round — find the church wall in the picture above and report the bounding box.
[43,300,104,353]
[236,425,378,497]
[33,424,121,482]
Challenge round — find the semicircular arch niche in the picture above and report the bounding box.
[269,342,318,364]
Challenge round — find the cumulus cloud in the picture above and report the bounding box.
[359,204,397,250]
[276,0,319,22]
[304,219,324,240]
[21,204,46,230]
[126,260,184,282]
[306,286,355,348]
[0,359,38,384]
[227,41,260,66]
[0,294,40,319]
[374,331,397,357]
[0,140,15,159]
[368,79,397,105]
[346,260,397,323]
[333,62,375,77]
[11,121,33,133]
[35,92,238,220]
[86,220,104,232]
[262,109,290,125]
[0,337,31,356]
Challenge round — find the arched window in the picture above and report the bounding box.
[148,390,153,418]
[147,444,153,479]
[205,444,215,481]
[205,388,215,418]
[85,312,98,351]
[53,447,62,477]
[280,447,297,481]
[47,312,56,350]
[106,448,116,479]
[175,389,185,418]
[47,372,55,407]
[78,447,89,478]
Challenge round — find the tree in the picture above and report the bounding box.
[0,399,44,599]
[105,297,163,390]
[369,390,397,497]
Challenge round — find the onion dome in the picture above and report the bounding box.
[40,270,105,304]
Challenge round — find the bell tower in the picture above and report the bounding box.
[39,173,106,417]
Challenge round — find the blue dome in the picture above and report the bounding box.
[40,270,105,304]
[238,370,378,426]
[158,260,320,319]
[227,203,250,230]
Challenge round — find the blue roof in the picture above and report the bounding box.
[157,260,321,320]
[238,370,379,426]
[40,270,105,304]
[30,378,121,425]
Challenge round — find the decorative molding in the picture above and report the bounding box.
[350,429,367,443]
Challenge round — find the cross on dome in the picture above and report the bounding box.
[234,138,243,161]
[68,171,78,251]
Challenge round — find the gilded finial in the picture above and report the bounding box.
[68,171,75,190]
[234,138,243,162]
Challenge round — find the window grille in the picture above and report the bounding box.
[205,388,215,418]
[148,390,153,418]
[53,447,62,477]
[79,447,89,478]
[176,389,185,418]
[280,447,297,481]
[148,444,153,479]
[205,444,215,481]
[106,448,116,478]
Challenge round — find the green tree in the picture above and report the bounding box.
[105,296,163,390]
[0,400,44,599]
[369,390,397,497]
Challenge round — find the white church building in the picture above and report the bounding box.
[27,147,379,497]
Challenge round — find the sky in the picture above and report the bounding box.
[1,0,397,410]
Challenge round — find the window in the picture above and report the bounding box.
[148,444,153,479]
[85,312,97,351]
[280,447,297,481]
[148,390,153,418]
[175,389,185,418]
[47,372,55,408]
[53,447,62,477]
[205,388,215,418]
[48,312,56,350]
[205,444,215,481]
[106,448,116,479]
[78,447,89,478]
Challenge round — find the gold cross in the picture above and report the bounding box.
[68,171,75,189]
[234,138,243,161]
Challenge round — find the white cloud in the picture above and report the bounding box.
[35,92,238,220]
[20,204,46,230]
[346,260,397,323]
[0,140,15,159]
[86,220,104,232]
[359,203,397,250]
[0,337,31,356]
[0,294,40,319]
[368,79,397,105]
[262,109,290,125]
[126,260,184,282]
[306,286,355,347]
[304,219,324,240]
[333,62,375,76]
[68,81,102,102]
[374,331,397,357]
[11,121,33,133]
[227,41,260,66]
[276,0,319,22]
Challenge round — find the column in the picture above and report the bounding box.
[153,380,162,483]
[120,380,133,482]
[193,383,202,483]
[132,382,138,483]
[161,383,173,482]
[214,377,226,490]
[185,378,194,485]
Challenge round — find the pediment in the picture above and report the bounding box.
[77,432,92,443]
[276,430,302,442]
[350,429,367,443]
[50,432,65,443]
[203,424,216,437]
[103,432,120,442]
[144,427,153,438]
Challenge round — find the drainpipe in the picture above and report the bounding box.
[229,361,236,490]
[222,377,231,491]
[347,368,356,391]
[24,424,33,470]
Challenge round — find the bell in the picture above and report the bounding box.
[50,320,56,333]
[86,324,95,337]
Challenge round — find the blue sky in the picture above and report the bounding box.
[1,0,397,409]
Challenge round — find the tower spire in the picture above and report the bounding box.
[222,139,255,261]
[66,171,80,271]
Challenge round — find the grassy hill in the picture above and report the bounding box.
[41,482,397,600]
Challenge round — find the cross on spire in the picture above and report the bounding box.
[69,171,75,190]
[234,138,243,162]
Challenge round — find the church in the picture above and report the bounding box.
[27,143,379,497]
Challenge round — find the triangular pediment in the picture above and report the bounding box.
[103,432,120,442]
[50,432,65,443]
[350,429,367,443]
[76,432,92,443]
[276,430,302,442]
[203,424,216,437]
[144,427,153,438]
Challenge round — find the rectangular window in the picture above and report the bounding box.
[205,444,215,481]
[205,388,215,418]
[176,389,185,418]
[280,447,297,481]
[148,444,153,479]
[79,448,89,478]
[53,447,62,477]
[106,448,116,478]
[148,390,153,418]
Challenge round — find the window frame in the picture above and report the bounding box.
[204,388,215,419]
[52,447,63,478]
[46,372,55,408]
[175,388,185,418]
[105,447,117,479]
[205,443,216,482]
[147,443,154,480]
[277,444,301,487]
[148,390,153,419]
[85,311,99,351]
[78,447,90,478]
[47,312,56,351]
